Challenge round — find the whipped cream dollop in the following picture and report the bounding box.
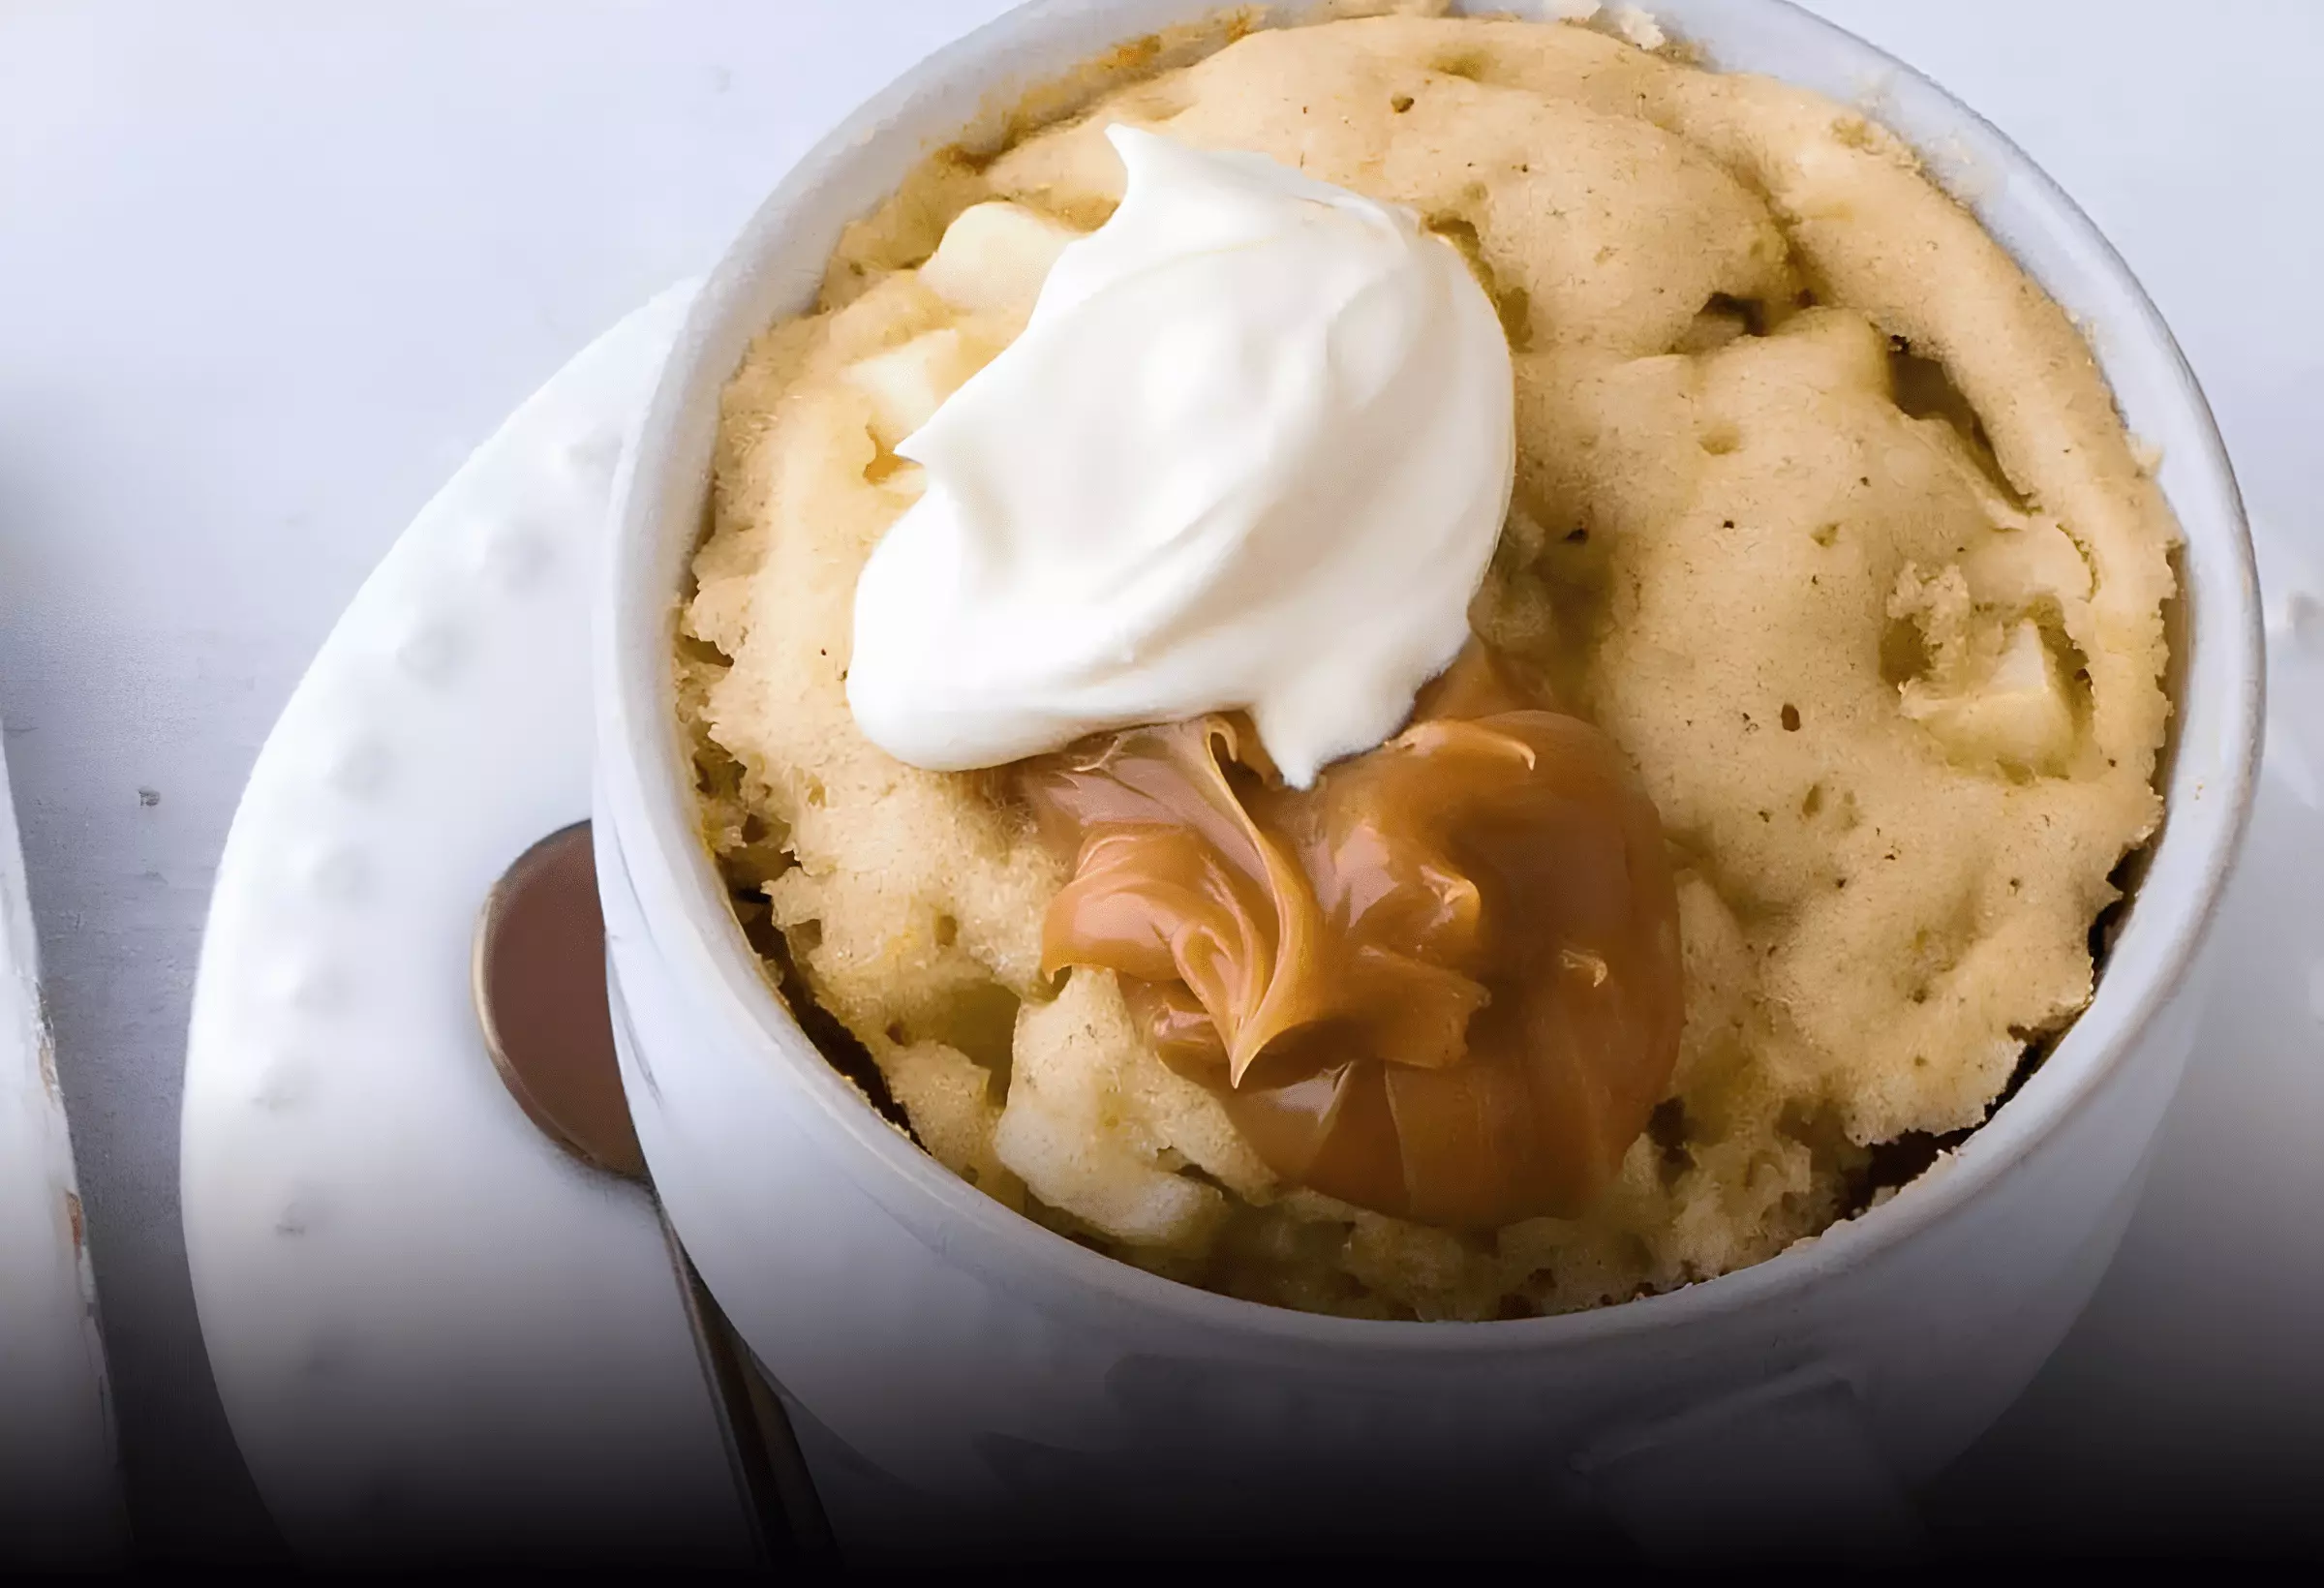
[846,125,1516,787]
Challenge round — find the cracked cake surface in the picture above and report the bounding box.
[674,5,2176,1320]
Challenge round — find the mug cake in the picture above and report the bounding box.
[670,2,2176,1323]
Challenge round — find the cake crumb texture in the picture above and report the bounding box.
[679,11,2175,1319]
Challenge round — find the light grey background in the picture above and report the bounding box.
[2,0,2319,1560]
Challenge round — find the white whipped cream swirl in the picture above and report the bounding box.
[847,126,1515,787]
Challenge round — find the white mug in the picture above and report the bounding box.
[594,0,2263,1558]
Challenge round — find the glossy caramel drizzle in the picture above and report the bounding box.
[1022,646,1684,1229]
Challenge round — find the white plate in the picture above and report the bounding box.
[0,718,125,1566]
[179,285,762,1567]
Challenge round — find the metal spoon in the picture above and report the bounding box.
[473,820,835,1568]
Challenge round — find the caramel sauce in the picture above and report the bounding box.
[1022,645,1684,1228]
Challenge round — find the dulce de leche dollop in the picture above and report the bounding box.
[1022,646,1684,1229]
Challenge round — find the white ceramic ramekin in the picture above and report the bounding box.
[596,0,2263,1558]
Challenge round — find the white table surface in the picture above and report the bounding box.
[2,0,2319,1560]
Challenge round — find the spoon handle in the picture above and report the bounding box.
[660,1210,838,1568]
